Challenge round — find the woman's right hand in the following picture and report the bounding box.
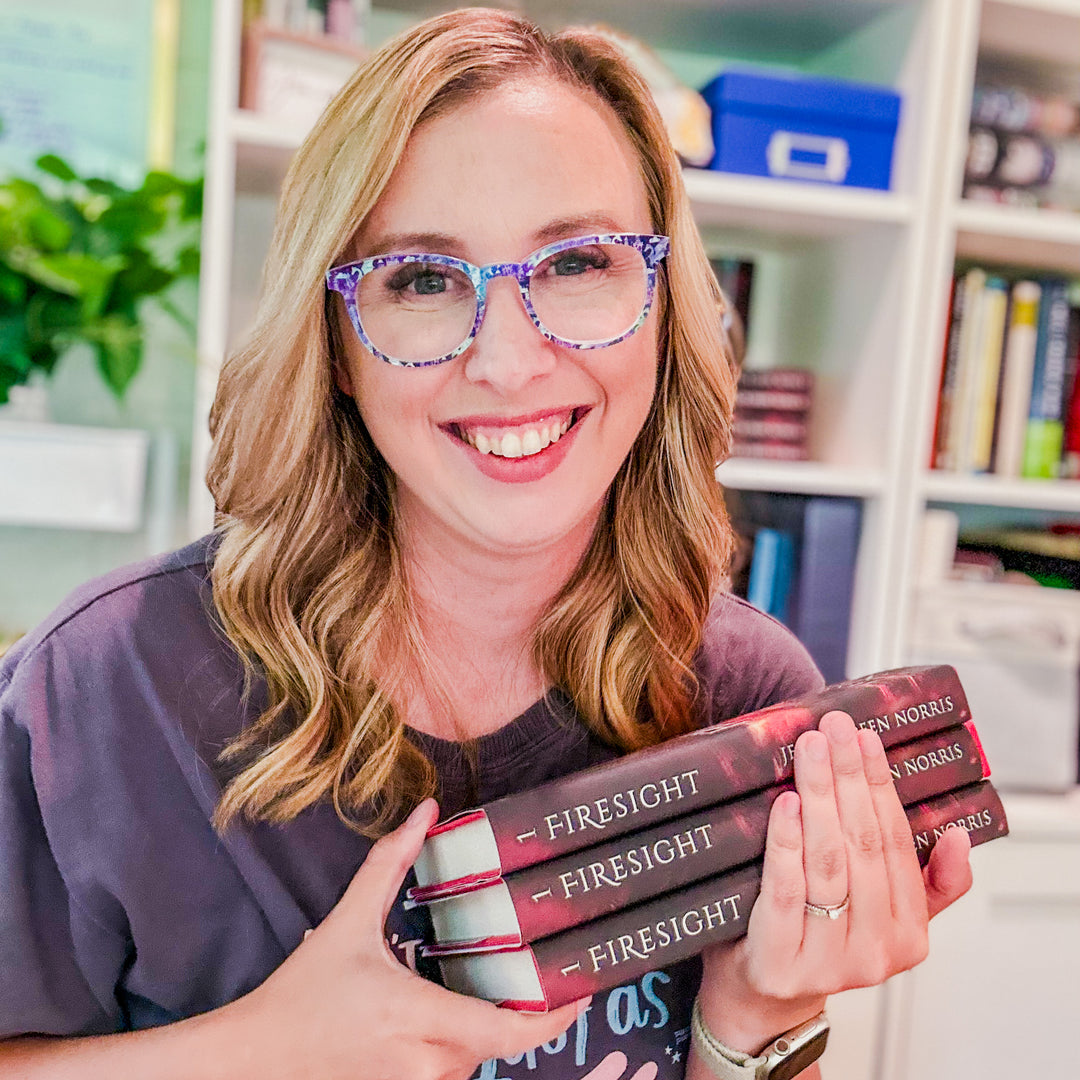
[229,799,586,1080]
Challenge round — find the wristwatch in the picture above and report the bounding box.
[690,999,830,1080]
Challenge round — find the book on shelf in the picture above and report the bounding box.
[942,268,988,473]
[727,492,861,683]
[432,780,1008,1011]
[994,280,1042,478]
[409,665,969,903]
[968,276,1009,474]
[420,722,988,951]
[1022,279,1073,479]
[932,275,964,471]
[709,257,755,332]
[794,497,861,684]
[1059,299,1080,479]
[745,527,795,622]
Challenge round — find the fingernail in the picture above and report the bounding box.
[408,798,437,829]
[804,731,828,760]
[822,711,856,743]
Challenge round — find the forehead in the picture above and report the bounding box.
[355,75,653,256]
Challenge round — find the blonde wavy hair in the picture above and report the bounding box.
[208,7,737,836]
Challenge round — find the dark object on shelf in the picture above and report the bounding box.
[959,527,1080,589]
[727,491,861,682]
[701,68,901,191]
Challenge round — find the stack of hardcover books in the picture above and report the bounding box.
[409,666,1008,1011]
[732,368,814,462]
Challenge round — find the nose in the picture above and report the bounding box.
[461,276,557,392]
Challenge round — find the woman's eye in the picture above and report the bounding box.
[387,264,449,295]
[546,248,610,277]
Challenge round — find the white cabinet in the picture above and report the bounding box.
[881,793,1080,1080]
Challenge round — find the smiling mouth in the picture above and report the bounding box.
[448,408,586,459]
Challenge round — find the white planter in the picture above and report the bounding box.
[0,422,149,531]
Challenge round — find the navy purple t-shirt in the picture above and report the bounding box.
[0,535,822,1078]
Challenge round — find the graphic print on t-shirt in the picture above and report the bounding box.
[387,886,698,1080]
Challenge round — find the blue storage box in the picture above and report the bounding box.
[701,68,901,190]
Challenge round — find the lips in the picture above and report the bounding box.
[444,407,586,460]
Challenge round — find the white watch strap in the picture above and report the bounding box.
[690,999,768,1080]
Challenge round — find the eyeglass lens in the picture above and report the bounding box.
[354,241,650,364]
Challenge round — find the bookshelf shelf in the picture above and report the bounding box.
[231,108,306,150]
[953,201,1080,274]
[922,472,1080,512]
[717,459,885,499]
[683,169,913,238]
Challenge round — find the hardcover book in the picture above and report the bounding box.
[1022,278,1072,479]
[423,722,988,950]
[410,665,970,902]
[434,780,1009,1011]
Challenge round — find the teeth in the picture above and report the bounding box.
[461,415,576,458]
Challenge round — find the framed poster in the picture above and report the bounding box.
[0,0,158,181]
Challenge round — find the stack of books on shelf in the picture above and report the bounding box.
[246,0,370,43]
[932,269,1080,478]
[732,368,814,462]
[409,666,1008,1010]
[964,82,1080,212]
[240,0,368,129]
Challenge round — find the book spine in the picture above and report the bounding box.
[440,723,987,946]
[994,281,1042,477]
[736,368,813,393]
[1022,279,1071,478]
[731,439,810,462]
[969,277,1010,473]
[790,497,861,684]
[933,276,963,470]
[1058,301,1080,478]
[482,666,969,877]
[745,528,795,622]
[440,780,1007,1010]
[945,268,987,473]
[734,388,813,411]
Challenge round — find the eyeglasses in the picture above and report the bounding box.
[325,232,670,368]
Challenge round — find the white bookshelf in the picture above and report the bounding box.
[190,6,1080,1072]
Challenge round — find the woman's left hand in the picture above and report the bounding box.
[694,709,974,1058]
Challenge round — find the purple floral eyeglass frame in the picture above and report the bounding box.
[325,232,670,368]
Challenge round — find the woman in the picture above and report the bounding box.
[0,9,972,1079]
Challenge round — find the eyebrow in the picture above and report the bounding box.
[361,214,635,261]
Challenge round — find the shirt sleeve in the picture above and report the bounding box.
[0,654,128,1038]
[695,593,826,723]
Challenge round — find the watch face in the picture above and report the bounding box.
[767,1026,830,1080]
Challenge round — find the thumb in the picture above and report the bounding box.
[340,797,440,935]
[924,824,973,918]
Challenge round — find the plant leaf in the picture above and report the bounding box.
[35,153,78,182]
[86,314,142,396]
[27,204,75,251]
[24,252,119,316]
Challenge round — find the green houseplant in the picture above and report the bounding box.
[0,153,202,406]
